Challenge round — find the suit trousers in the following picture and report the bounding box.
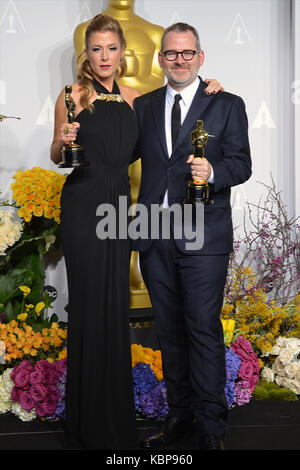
[140,235,229,437]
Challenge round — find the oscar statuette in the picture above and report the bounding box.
[184,120,213,205]
[59,85,88,168]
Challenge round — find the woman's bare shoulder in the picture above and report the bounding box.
[119,84,143,100]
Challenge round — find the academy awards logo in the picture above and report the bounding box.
[168,10,181,26]
[35,96,54,125]
[72,2,94,32]
[231,186,248,211]
[252,101,276,129]
[0,0,26,34]
[225,13,253,45]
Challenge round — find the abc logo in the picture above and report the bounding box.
[44,285,58,301]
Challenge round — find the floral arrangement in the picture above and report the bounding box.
[1,168,66,324]
[221,181,300,363]
[131,344,168,418]
[0,319,66,367]
[260,337,300,395]
[131,334,261,419]
[132,363,168,419]
[11,167,65,224]
[0,358,66,422]
[221,279,300,358]
[228,336,260,406]
[0,210,22,256]
[0,169,68,423]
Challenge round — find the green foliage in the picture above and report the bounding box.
[253,380,298,401]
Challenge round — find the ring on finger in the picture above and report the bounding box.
[63,127,69,135]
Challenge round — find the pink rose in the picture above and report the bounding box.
[239,361,255,380]
[19,360,34,373]
[19,390,35,412]
[34,401,46,417]
[35,360,51,373]
[29,370,43,385]
[35,395,58,417]
[29,383,47,403]
[43,395,59,416]
[53,359,67,375]
[11,386,19,402]
[49,370,62,385]
[39,370,52,385]
[47,385,60,401]
[247,374,259,393]
[14,368,30,388]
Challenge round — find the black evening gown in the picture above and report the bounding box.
[60,79,138,449]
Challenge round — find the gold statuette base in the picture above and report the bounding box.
[59,142,89,168]
[184,180,214,205]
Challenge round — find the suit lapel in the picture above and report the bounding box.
[150,86,169,159]
[171,79,215,157]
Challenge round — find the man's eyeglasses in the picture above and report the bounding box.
[162,50,200,61]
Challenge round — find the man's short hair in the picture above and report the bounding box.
[161,22,201,51]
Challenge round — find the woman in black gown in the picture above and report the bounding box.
[50,13,222,450]
[50,14,142,449]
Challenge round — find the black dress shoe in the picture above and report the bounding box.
[197,434,225,450]
[140,415,195,449]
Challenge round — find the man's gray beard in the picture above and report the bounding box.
[164,67,199,88]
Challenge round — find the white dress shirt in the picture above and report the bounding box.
[162,77,214,207]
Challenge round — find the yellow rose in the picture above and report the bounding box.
[58,349,67,360]
[33,206,44,217]
[23,346,31,355]
[44,208,55,219]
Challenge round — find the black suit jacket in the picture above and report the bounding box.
[132,77,251,255]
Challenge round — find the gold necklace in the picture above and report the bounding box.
[96,93,124,103]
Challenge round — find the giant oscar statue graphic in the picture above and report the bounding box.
[73,0,164,309]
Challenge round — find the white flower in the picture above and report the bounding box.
[11,402,36,422]
[285,362,300,379]
[295,369,300,381]
[278,348,294,365]
[285,338,300,356]
[0,400,11,414]
[272,357,286,376]
[275,375,285,387]
[261,367,274,382]
[2,368,14,393]
[0,378,11,403]
[287,379,300,395]
[0,375,12,415]
[0,209,22,256]
[275,337,288,348]
[270,345,281,356]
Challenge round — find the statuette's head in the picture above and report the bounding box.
[108,0,135,9]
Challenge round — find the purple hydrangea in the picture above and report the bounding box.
[234,380,252,406]
[139,382,169,418]
[225,348,241,407]
[132,363,168,418]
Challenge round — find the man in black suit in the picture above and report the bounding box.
[133,22,251,450]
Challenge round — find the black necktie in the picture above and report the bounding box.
[171,94,182,150]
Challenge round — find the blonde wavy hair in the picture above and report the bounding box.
[77,14,127,111]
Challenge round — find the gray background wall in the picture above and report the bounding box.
[0,0,299,320]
